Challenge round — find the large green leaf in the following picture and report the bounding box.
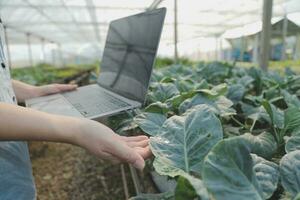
[160,76,177,83]
[238,75,254,87]
[262,85,280,101]
[197,61,231,83]
[197,83,227,98]
[286,75,300,92]
[202,137,263,200]
[294,193,300,200]
[166,91,199,112]
[262,100,284,129]
[152,158,186,178]
[175,79,195,93]
[248,67,263,95]
[281,90,300,108]
[251,154,279,199]
[264,71,285,86]
[169,84,227,111]
[178,84,230,114]
[215,96,236,116]
[240,103,270,126]
[286,136,300,153]
[223,125,241,137]
[134,112,167,136]
[194,79,210,90]
[280,150,300,198]
[226,84,246,104]
[145,102,169,114]
[148,82,180,103]
[175,173,210,200]
[244,94,264,107]
[150,105,223,177]
[178,94,235,116]
[240,132,277,159]
[283,106,300,136]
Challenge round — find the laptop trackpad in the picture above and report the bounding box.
[26,94,83,118]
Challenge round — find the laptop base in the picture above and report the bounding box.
[26,84,141,120]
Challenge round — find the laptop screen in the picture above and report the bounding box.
[97,8,166,104]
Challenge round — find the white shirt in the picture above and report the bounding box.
[0,19,16,104]
[0,16,36,200]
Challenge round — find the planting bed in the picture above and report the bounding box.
[111,62,300,200]
[14,62,300,200]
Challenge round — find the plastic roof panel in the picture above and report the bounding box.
[0,0,299,66]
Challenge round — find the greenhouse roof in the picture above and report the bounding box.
[0,0,299,63]
[223,14,300,39]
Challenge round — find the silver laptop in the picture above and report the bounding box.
[26,8,166,120]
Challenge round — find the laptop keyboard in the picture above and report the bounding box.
[63,86,131,118]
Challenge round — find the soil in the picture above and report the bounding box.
[29,141,157,200]
[25,77,157,200]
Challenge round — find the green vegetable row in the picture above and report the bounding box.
[116,62,300,200]
[11,63,97,85]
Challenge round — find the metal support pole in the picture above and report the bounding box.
[57,43,64,67]
[253,34,259,64]
[240,37,245,62]
[281,14,288,60]
[129,165,142,195]
[3,26,12,68]
[26,33,33,67]
[148,0,163,10]
[61,47,66,67]
[174,0,178,63]
[51,42,56,67]
[41,38,46,62]
[260,0,273,71]
[294,34,300,60]
[215,37,218,60]
[219,37,223,60]
[120,165,129,199]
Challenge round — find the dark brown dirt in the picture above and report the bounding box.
[29,141,156,200]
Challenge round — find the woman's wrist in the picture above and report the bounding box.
[68,118,90,146]
[50,115,84,145]
[30,86,44,97]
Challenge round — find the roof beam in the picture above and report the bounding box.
[5,21,110,27]
[147,0,164,11]
[85,0,101,43]
[4,24,58,44]
[1,3,288,17]
[59,0,90,42]
[4,21,238,29]
[1,4,143,10]
[23,0,81,42]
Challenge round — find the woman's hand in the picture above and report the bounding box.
[71,119,151,170]
[12,80,77,102]
[33,84,78,97]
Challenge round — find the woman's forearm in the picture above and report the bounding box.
[0,102,150,170]
[12,80,37,103]
[0,102,78,143]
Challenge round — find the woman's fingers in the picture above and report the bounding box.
[39,84,78,96]
[120,135,149,142]
[127,139,149,148]
[94,138,151,169]
[53,84,78,92]
[134,146,152,159]
[106,140,145,170]
[97,146,151,166]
